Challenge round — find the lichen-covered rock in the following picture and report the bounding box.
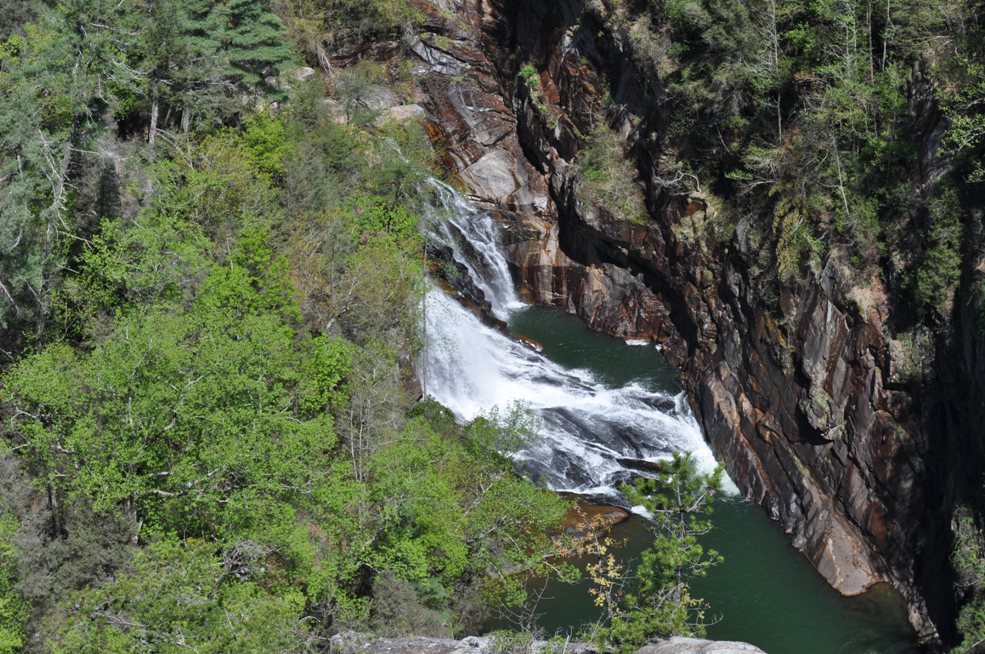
[328,633,766,654]
[376,104,429,126]
[639,638,766,654]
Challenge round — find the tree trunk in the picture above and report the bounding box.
[149,86,159,145]
[769,0,782,142]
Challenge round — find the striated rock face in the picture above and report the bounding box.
[402,1,670,341]
[375,0,952,644]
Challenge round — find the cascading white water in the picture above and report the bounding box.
[424,181,525,320]
[421,181,721,499]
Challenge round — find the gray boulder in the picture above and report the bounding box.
[329,633,767,654]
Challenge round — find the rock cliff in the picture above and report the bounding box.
[342,0,985,645]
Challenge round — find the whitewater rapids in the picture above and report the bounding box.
[419,181,725,499]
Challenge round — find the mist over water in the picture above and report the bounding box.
[420,183,719,499]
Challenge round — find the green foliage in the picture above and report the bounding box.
[242,112,293,180]
[362,403,572,612]
[574,124,648,224]
[345,195,422,250]
[0,75,577,647]
[3,230,337,545]
[519,65,539,87]
[0,0,42,40]
[141,0,294,130]
[218,0,294,94]
[622,0,978,314]
[370,119,437,201]
[770,176,825,282]
[369,573,454,638]
[0,2,585,647]
[335,59,388,124]
[951,506,985,653]
[595,453,722,653]
[0,2,129,336]
[45,539,312,654]
[489,630,534,654]
[0,513,27,654]
[464,402,540,458]
[0,0,298,339]
[937,7,985,182]
[317,0,422,48]
[909,184,964,318]
[518,65,548,118]
[660,0,761,143]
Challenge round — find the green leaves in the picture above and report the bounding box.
[0,513,27,654]
[318,0,422,49]
[0,9,589,643]
[3,227,340,539]
[574,124,649,225]
[908,184,964,318]
[218,0,295,95]
[46,539,312,654]
[345,194,422,251]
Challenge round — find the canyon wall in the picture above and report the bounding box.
[368,0,985,645]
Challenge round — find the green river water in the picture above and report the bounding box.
[504,305,918,654]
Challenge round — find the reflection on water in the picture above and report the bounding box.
[513,499,916,654]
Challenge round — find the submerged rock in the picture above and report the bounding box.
[559,501,630,537]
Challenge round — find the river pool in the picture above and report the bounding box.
[504,305,917,654]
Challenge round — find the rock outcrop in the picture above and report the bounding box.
[329,633,767,654]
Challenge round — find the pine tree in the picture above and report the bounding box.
[596,453,723,653]
[217,0,293,99]
[173,0,225,133]
[0,0,128,338]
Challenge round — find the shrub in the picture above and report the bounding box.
[489,630,534,654]
[952,506,985,653]
[574,125,649,224]
[368,573,453,638]
[518,65,548,118]
[909,184,963,319]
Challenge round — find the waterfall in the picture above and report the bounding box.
[424,181,524,320]
[420,181,721,500]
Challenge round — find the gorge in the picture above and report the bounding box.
[1,0,983,651]
[420,178,917,651]
[392,0,985,647]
